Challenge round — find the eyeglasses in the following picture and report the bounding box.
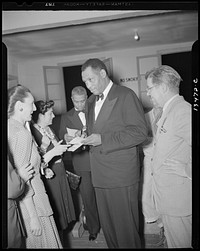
[145,85,156,93]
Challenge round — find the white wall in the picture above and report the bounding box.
[12,41,194,113]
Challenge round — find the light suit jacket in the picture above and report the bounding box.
[151,95,192,216]
[86,83,148,188]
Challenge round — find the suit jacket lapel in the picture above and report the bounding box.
[87,84,119,133]
[93,84,118,132]
[88,96,96,133]
[69,109,83,128]
[156,95,184,137]
[94,97,117,132]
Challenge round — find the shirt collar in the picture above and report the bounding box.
[163,94,179,112]
[102,80,113,100]
[74,108,84,113]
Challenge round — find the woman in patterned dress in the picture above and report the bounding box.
[30,100,76,243]
[7,157,34,248]
[8,85,68,248]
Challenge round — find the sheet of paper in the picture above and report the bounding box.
[67,136,84,152]
[69,136,84,145]
[66,127,79,137]
[65,127,84,152]
[67,143,82,152]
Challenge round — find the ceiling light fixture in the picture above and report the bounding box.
[134,29,140,41]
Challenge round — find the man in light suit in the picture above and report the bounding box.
[141,106,165,246]
[145,65,192,248]
[59,86,100,241]
[81,58,148,248]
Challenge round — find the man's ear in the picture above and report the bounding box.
[100,69,106,78]
[161,82,168,93]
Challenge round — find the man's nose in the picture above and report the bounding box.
[85,81,91,89]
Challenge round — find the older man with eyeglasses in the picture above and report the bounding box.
[144,65,192,248]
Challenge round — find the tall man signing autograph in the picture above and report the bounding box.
[81,58,148,248]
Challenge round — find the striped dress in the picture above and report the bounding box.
[8,118,62,249]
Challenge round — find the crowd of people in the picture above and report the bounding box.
[7,59,192,249]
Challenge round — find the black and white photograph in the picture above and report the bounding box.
[2,1,198,249]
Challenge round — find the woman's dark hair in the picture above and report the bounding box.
[32,100,54,123]
[8,85,31,118]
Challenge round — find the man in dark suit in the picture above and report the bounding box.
[81,58,148,248]
[59,86,100,241]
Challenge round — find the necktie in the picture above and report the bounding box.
[96,93,104,101]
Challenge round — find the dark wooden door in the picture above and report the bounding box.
[162,51,192,104]
[63,65,91,111]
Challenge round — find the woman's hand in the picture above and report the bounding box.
[44,168,54,179]
[30,216,42,236]
[52,140,69,156]
[42,140,69,164]
[18,163,35,182]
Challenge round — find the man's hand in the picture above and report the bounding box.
[64,133,75,143]
[81,134,101,146]
[75,130,87,138]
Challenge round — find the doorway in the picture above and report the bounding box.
[62,65,91,111]
[162,51,192,104]
[62,58,113,111]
